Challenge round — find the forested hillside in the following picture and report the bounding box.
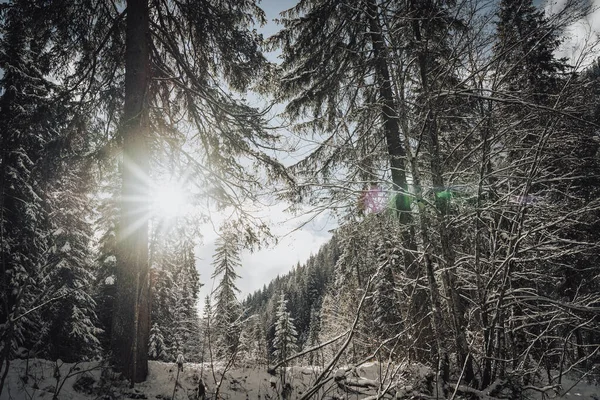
[243,234,338,354]
[1,0,600,398]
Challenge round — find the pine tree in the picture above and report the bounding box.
[171,239,201,359]
[211,228,243,360]
[268,3,428,342]
[250,319,269,366]
[372,259,402,345]
[306,306,322,366]
[236,320,254,365]
[41,162,102,362]
[149,323,169,361]
[200,296,213,365]
[0,0,101,388]
[110,0,152,382]
[272,292,298,366]
[150,228,201,361]
[0,0,59,369]
[495,0,563,97]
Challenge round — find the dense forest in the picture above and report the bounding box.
[1,0,600,398]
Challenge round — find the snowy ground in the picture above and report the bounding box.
[0,358,598,399]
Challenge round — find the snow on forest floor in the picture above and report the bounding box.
[1,358,599,400]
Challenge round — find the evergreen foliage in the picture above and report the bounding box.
[93,170,120,350]
[495,0,564,96]
[262,0,600,393]
[148,323,168,361]
[150,228,201,361]
[0,0,102,371]
[272,292,298,366]
[211,228,243,359]
[306,305,322,366]
[41,162,102,362]
[0,0,287,383]
[249,318,269,366]
[244,235,337,353]
[199,296,213,365]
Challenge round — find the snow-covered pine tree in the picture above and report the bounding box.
[150,228,201,361]
[172,273,200,360]
[236,319,253,365]
[20,0,283,382]
[272,292,298,366]
[372,262,402,353]
[200,296,213,364]
[150,266,176,349]
[250,318,269,366]
[149,323,169,361]
[329,218,378,360]
[93,167,121,349]
[304,264,322,308]
[306,305,322,366]
[371,215,403,354]
[211,228,242,360]
[0,0,102,380]
[235,316,268,366]
[0,0,61,369]
[40,161,102,362]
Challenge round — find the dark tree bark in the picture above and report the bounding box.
[409,0,474,384]
[365,0,430,356]
[111,0,151,384]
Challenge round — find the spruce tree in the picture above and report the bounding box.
[211,229,242,359]
[148,323,169,361]
[372,259,402,346]
[267,5,437,351]
[272,292,298,366]
[200,296,213,365]
[110,0,152,383]
[41,162,102,362]
[269,1,421,295]
[0,0,101,389]
[250,319,269,366]
[495,0,563,97]
[306,306,322,366]
[150,228,200,361]
[0,0,58,369]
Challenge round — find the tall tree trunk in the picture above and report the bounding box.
[399,102,449,384]
[365,0,430,357]
[111,0,151,384]
[409,0,474,383]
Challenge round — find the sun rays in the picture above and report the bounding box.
[151,181,189,219]
[118,156,194,241]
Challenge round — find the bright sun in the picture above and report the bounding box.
[151,181,189,219]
